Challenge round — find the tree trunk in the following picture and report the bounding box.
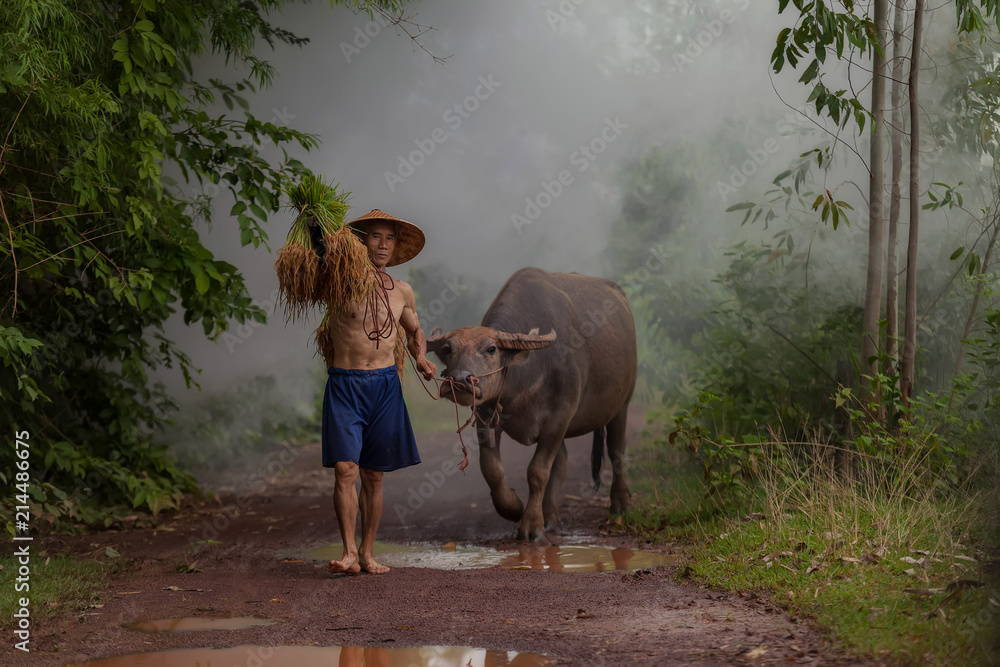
[955,211,1000,375]
[862,0,889,410]
[886,0,907,374]
[901,0,925,405]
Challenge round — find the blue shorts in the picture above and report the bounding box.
[321,365,421,472]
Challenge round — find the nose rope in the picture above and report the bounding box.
[407,354,507,473]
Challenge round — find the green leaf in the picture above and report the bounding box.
[798,58,820,84]
[950,247,965,260]
[194,269,210,295]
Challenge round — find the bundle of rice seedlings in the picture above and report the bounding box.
[315,311,337,367]
[273,220,319,323]
[317,227,378,312]
[277,175,376,320]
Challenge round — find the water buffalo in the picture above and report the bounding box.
[426,267,637,542]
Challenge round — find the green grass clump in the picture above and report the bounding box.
[0,555,113,629]
[621,429,1000,665]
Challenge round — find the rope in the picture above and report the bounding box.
[406,351,508,473]
[363,269,507,470]
[363,268,396,348]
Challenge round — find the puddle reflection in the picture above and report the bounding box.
[500,545,671,571]
[65,645,555,666]
[300,541,676,572]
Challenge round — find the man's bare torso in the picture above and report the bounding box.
[328,276,409,370]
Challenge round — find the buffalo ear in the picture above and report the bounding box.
[426,328,448,356]
[505,349,533,366]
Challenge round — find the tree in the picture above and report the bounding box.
[885,0,908,372]
[900,0,925,403]
[861,0,889,401]
[770,0,999,409]
[0,0,413,530]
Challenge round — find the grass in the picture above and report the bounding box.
[0,553,115,630]
[622,426,1000,665]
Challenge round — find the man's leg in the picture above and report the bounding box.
[328,461,361,574]
[358,467,389,574]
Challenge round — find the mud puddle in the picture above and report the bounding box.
[65,645,555,666]
[125,617,275,632]
[300,541,677,571]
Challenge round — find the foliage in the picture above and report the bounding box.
[164,373,321,476]
[650,240,862,430]
[0,0,410,534]
[624,421,997,665]
[772,1,1000,135]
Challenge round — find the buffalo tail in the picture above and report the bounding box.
[591,426,606,491]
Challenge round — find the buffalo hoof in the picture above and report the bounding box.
[516,518,550,544]
[543,513,561,534]
[609,494,632,515]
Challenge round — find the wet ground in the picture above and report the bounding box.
[15,425,865,666]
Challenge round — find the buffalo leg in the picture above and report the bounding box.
[607,406,632,514]
[519,426,568,542]
[476,424,523,522]
[542,440,568,533]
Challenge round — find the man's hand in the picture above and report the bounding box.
[416,357,437,382]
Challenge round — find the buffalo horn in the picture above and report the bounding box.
[495,329,557,350]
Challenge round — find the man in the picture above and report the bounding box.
[322,209,436,575]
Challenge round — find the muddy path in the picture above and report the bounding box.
[16,427,864,666]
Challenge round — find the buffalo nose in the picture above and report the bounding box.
[448,370,473,391]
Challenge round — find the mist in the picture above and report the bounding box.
[157,0,795,396]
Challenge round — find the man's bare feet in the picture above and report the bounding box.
[358,556,390,574]
[327,552,361,575]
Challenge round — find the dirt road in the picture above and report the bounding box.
[16,428,861,666]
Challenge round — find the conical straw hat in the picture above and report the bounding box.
[347,209,425,267]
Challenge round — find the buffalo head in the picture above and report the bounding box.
[426,326,556,406]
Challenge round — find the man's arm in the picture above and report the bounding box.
[397,281,437,381]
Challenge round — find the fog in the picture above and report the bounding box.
[158,0,803,398]
[160,0,992,408]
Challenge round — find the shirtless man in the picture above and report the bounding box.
[321,209,436,575]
